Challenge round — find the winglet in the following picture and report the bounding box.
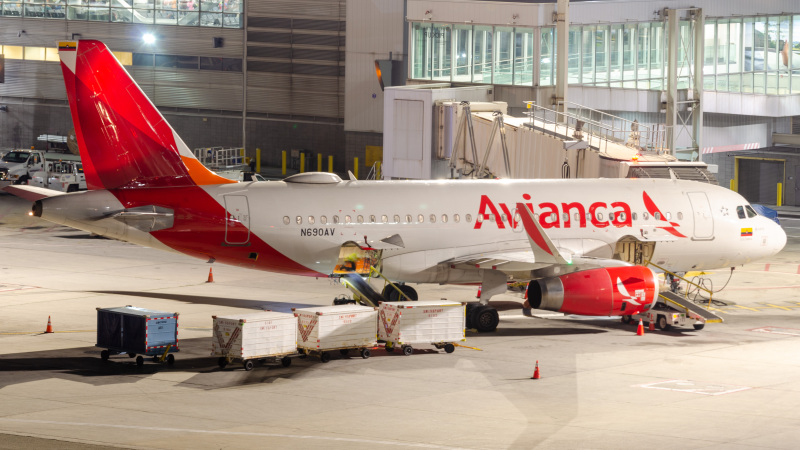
[515,203,568,265]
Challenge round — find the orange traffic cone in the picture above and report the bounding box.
[206,267,214,283]
[532,360,541,379]
[44,316,54,333]
[636,318,644,336]
[648,320,655,331]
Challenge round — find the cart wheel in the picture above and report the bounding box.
[218,357,228,368]
[166,354,175,365]
[243,360,255,371]
[339,349,350,356]
[127,352,136,358]
[281,356,292,367]
[444,343,455,354]
[100,350,109,361]
[136,356,144,367]
[361,348,371,359]
[320,352,331,363]
[657,315,671,331]
[385,343,395,353]
[402,345,413,356]
[152,355,160,363]
[693,323,705,331]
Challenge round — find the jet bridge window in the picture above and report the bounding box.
[745,205,757,218]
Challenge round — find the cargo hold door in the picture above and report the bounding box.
[223,195,250,245]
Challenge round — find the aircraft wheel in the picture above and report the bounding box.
[693,323,705,331]
[465,303,478,329]
[444,343,455,354]
[388,284,418,301]
[656,315,670,331]
[136,356,144,367]
[473,305,499,333]
[281,356,292,367]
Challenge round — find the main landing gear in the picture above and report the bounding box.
[466,303,500,333]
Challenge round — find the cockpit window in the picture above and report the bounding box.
[745,205,757,218]
[736,206,746,219]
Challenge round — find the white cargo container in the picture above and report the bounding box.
[293,305,378,362]
[378,301,466,355]
[212,311,297,371]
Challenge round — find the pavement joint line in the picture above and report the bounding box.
[0,419,470,449]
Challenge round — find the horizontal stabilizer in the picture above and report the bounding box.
[3,185,67,201]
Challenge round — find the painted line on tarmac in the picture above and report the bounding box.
[0,418,468,450]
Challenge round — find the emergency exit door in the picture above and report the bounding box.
[223,195,250,245]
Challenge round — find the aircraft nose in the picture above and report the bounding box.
[773,220,787,254]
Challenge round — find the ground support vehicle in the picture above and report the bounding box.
[212,311,297,371]
[294,305,378,363]
[378,301,466,355]
[623,291,723,331]
[30,160,86,192]
[96,306,179,366]
[0,149,80,188]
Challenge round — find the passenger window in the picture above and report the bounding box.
[454,214,460,223]
[381,215,388,223]
[643,212,649,220]
[442,214,448,223]
[618,212,626,222]
[585,212,591,222]
[296,216,303,225]
[736,206,746,219]
[608,212,615,222]
[320,215,327,225]
[345,215,352,224]
[308,216,315,225]
[632,212,637,221]
[574,212,580,221]
[596,212,603,221]
[333,215,340,224]
[430,214,436,223]
[677,212,683,220]
[418,214,424,223]
[466,214,472,222]
[654,212,661,220]
[357,215,364,224]
[562,213,569,222]
[745,205,757,218]
[514,213,521,223]
[665,212,671,220]
[405,214,412,223]
[501,213,508,223]
[283,216,290,225]
[477,214,484,223]
[393,214,400,223]
[369,215,376,223]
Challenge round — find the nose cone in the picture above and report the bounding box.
[772,220,788,254]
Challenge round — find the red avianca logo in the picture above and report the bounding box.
[475,191,686,238]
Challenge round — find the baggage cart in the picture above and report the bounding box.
[378,301,465,355]
[212,311,297,371]
[293,305,378,362]
[96,306,179,367]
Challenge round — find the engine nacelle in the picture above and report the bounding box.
[527,266,659,316]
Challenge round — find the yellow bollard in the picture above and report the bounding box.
[317,153,322,172]
[729,179,735,192]
[354,157,358,179]
[256,148,261,173]
[300,153,305,173]
[376,161,381,180]
[328,155,333,173]
[777,183,783,207]
[281,150,286,175]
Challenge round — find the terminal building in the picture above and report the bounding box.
[0,0,798,205]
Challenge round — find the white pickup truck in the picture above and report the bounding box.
[0,149,82,189]
[30,160,87,192]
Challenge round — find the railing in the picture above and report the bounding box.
[192,147,246,170]
[365,161,382,180]
[523,101,671,155]
[645,260,713,308]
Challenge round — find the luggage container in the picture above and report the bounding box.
[378,301,465,355]
[293,305,378,362]
[96,306,179,366]
[212,311,297,371]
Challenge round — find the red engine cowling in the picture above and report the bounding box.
[526,266,659,316]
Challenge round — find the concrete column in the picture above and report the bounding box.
[555,0,569,121]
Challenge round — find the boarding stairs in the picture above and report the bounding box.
[658,291,723,324]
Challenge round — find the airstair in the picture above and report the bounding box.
[658,291,723,324]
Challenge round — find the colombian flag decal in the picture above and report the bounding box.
[741,228,753,237]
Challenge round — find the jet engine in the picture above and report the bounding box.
[526,266,659,316]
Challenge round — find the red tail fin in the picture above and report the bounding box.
[58,40,234,190]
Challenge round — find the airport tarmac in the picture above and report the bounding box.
[1,193,800,449]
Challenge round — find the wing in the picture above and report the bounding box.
[3,185,67,201]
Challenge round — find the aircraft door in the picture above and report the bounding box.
[223,195,250,245]
[687,192,714,240]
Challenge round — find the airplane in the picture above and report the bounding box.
[3,40,787,332]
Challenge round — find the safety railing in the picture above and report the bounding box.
[645,260,713,308]
[192,147,246,170]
